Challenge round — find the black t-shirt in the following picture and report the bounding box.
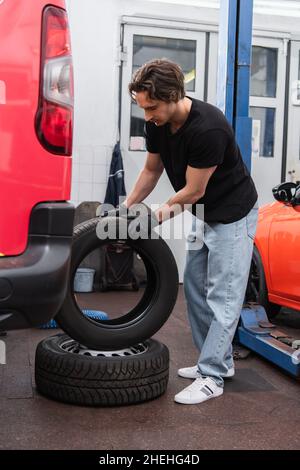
[144,97,258,223]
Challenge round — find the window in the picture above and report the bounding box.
[250,107,276,157]
[250,46,278,98]
[129,35,197,150]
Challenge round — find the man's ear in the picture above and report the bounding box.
[169,91,178,102]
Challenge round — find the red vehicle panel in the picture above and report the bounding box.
[0,0,72,256]
[0,1,75,330]
[254,197,300,314]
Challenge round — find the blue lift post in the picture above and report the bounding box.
[217,0,253,172]
[216,0,300,377]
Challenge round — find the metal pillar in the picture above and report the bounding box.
[216,0,254,171]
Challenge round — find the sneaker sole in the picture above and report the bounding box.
[177,372,202,379]
[225,372,235,379]
[178,371,235,379]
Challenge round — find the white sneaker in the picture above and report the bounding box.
[177,365,202,379]
[174,377,224,405]
[178,365,235,379]
[225,367,235,378]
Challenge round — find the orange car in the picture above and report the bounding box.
[248,182,300,319]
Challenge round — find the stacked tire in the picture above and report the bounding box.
[35,215,179,406]
[35,335,169,407]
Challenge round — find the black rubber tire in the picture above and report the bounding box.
[55,217,179,350]
[247,245,281,320]
[35,334,169,407]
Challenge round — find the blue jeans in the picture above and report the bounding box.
[183,202,259,387]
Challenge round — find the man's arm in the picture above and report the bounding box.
[124,152,164,207]
[155,165,217,223]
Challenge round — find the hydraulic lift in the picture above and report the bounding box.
[217,0,300,377]
[238,303,300,376]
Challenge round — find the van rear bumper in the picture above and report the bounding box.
[0,202,74,329]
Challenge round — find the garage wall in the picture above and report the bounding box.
[66,0,119,205]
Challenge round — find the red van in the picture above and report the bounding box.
[0,1,74,330]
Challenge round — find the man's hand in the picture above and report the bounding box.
[100,202,128,218]
[128,205,160,239]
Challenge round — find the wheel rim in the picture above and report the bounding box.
[60,337,149,357]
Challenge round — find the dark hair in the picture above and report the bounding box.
[128,59,185,103]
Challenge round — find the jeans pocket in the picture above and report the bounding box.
[246,206,258,240]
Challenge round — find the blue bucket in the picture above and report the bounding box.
[74,268,95,293]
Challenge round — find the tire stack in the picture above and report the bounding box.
[35,215,179,407]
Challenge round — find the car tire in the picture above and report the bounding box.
[35,334,169,407]
[55,217,179,350]
[248,245,281,320]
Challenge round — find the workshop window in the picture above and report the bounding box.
[250,107,275,157]
[129,35,196,151]
[250,46,278,98]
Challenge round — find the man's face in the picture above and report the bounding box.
[134,91,177,127]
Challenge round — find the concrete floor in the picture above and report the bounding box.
[0,286,300,450]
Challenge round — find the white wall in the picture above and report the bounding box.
[66,0,119,205]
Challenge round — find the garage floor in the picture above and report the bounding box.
[0,286,299,450]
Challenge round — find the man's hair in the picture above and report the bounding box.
[128,59,185,103]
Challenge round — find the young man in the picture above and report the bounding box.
[123,58,258,405]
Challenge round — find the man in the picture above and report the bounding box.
[122,58,258,404]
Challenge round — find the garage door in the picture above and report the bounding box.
[120,24,207,280]
[250,37,287,206]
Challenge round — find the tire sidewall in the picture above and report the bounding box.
[56,218,179,349]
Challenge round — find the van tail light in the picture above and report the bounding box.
[35,6,73,155]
